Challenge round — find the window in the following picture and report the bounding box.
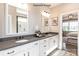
[63,22,69,31]
[17,16,28,33]
[69,21,78,31]
[63,21,78,32]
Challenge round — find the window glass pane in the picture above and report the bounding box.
[17,16,27,33]
[69,21,78,31]
[63,22,69,31]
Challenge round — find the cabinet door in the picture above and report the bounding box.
[14,51,28,56]
[39,49,46,56]
[53,35,59,47]
[39,39,49,56]
[49,37,54,48]
[28,41,39,56]
[0,48,18,56]
[0,44,28,56]
[13,44,29,56]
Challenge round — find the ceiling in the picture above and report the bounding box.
[50,3,62,8]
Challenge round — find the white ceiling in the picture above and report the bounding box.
[50,3,62,8]
[8,3,62,9]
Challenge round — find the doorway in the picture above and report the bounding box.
[61,12,78,56]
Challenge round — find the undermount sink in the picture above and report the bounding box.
[16,39,29,43]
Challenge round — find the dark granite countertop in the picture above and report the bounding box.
[0,33,58,51]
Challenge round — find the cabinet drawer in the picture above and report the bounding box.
[0,44,28,56]
[13,50,28,56]
[39,49,46,56]
[26,41,39,56]
[49,35,59,49]
[0,48,17,56]
[39,38,49,45]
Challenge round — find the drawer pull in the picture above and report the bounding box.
[7,51,15,54]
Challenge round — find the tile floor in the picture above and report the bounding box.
[51,50,76,56]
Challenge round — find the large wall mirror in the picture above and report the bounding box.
[5,4,28,35]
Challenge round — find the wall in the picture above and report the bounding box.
[50,3,79,32]
[0,3,5,37]
[8,5,16,33]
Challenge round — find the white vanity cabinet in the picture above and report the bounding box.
[50,35,58,48]
[0,41,39,56]
[39,35,59,56]
[0,45,28,56]
[47,35,59,54]
[39,38,49,56]
[27,41,39,56]
[0,42,32,56]
[13,44,29,56]
[53,35,59,47]
[0,35,59,56]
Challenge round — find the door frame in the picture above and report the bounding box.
[59,10,79,56]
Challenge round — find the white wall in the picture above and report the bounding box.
[8,5,16,33]
[50,3,79,32]
[0,3,5,37]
